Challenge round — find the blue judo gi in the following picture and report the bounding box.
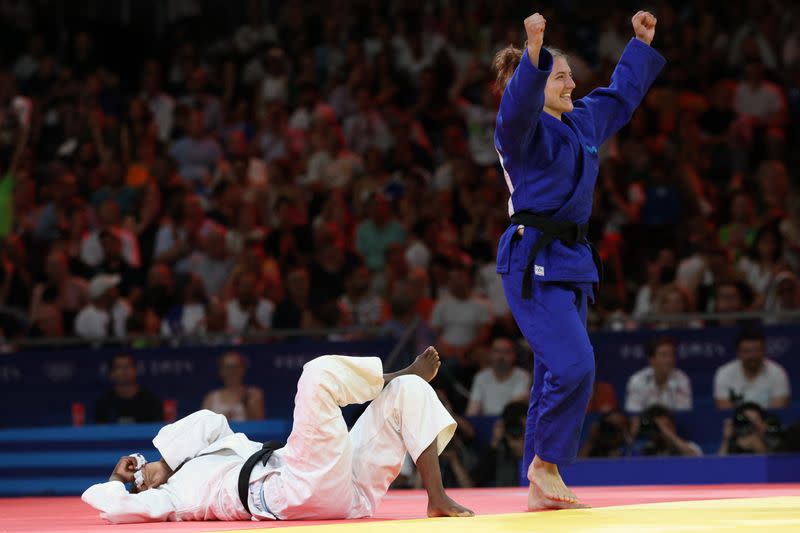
[494,39,665,469]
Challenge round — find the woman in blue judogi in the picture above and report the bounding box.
[493,11,665,509]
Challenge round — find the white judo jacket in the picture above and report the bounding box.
[82,409,269,522]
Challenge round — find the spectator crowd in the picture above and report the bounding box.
[0,0,799,346]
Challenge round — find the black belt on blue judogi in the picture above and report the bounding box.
[510,211,600,299]
[238,440,284,515]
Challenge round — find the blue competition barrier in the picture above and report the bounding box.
[0,338,395,427]
[559,454,800,485]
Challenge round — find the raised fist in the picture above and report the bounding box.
[524,13,546,66]
[632,11,657,46]
[524,13,546,49]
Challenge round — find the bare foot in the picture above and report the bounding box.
[383,347,442,386]
[406,346,442,382]
[427,494,475,518]
[528,482,590,511]
[527,456,587,511]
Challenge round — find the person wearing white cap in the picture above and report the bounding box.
[764,270,800,324]
[74,274,132,339]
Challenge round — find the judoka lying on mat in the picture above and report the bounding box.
[82,348,474,523]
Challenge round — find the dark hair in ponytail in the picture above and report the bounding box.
[493,45,569,94]
[493,45,524,93]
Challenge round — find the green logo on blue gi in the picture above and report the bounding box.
[585,144,598,154]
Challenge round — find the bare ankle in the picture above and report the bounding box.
[532,456,558,472]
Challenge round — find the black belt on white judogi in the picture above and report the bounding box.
[237,440,284,515]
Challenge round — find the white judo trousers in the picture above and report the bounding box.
[82,355,456,523]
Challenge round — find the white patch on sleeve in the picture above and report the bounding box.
[534,265,545,276]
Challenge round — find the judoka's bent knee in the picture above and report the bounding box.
[386,374,427,392]
[550,352,595,395]
[384,375,435,406]
[296,356,342,396]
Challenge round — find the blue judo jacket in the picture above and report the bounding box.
[495,38,666,283]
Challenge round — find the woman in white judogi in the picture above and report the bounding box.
[82,348,473,522]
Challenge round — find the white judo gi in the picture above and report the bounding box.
[82,355,456,522]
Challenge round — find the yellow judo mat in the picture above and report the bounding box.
[218,497,800,533]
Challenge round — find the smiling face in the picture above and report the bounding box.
[543,55,575,118]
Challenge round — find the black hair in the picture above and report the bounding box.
[735,401,766,421]
[411,218,434,239]
[716,279,755,308]
[646,336,676,358]
[641,404,675,424]
[501,401,528,426]
[748,222,783,263]
[736,328,766,349]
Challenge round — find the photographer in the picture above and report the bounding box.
[471,402,527,487]
[579,410,632,458]
[719,402,783,455]
[632,405,702,457]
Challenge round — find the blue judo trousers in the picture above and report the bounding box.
[494,39,665,470]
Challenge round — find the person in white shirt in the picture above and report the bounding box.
[733,62,786,126]
[430,264,492,359]
[343,87,393,154]
[141,61,175,143]
[161,274,207,336]
[225,272,274,334]
[191,226,235,298]
[74,274,131,339]
[625,336,693,413]
[82,348,474,522]
[713,329,791,409]
[466,337,531,416]
[80,200,141,269]
[339,263,389,326]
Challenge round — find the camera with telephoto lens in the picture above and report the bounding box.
[728,402,784,454]
[634,405,674,456]
[637,413,661,442]
[732,410,755,438]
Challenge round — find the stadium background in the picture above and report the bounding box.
[0,0,799,495]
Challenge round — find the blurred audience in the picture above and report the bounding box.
[201,351,265,421]
[471,402,527,487]
[465,337,530,416]
[631,405,702,456]
[719,402,783,455]
[94,353,163,424]
[625,336,693,413]
[713,329,790,409]
[579,410,632,458]
[74,274,131,339]
[226,271,274,334]
[0,0,796,347]
[430,263,492,361]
